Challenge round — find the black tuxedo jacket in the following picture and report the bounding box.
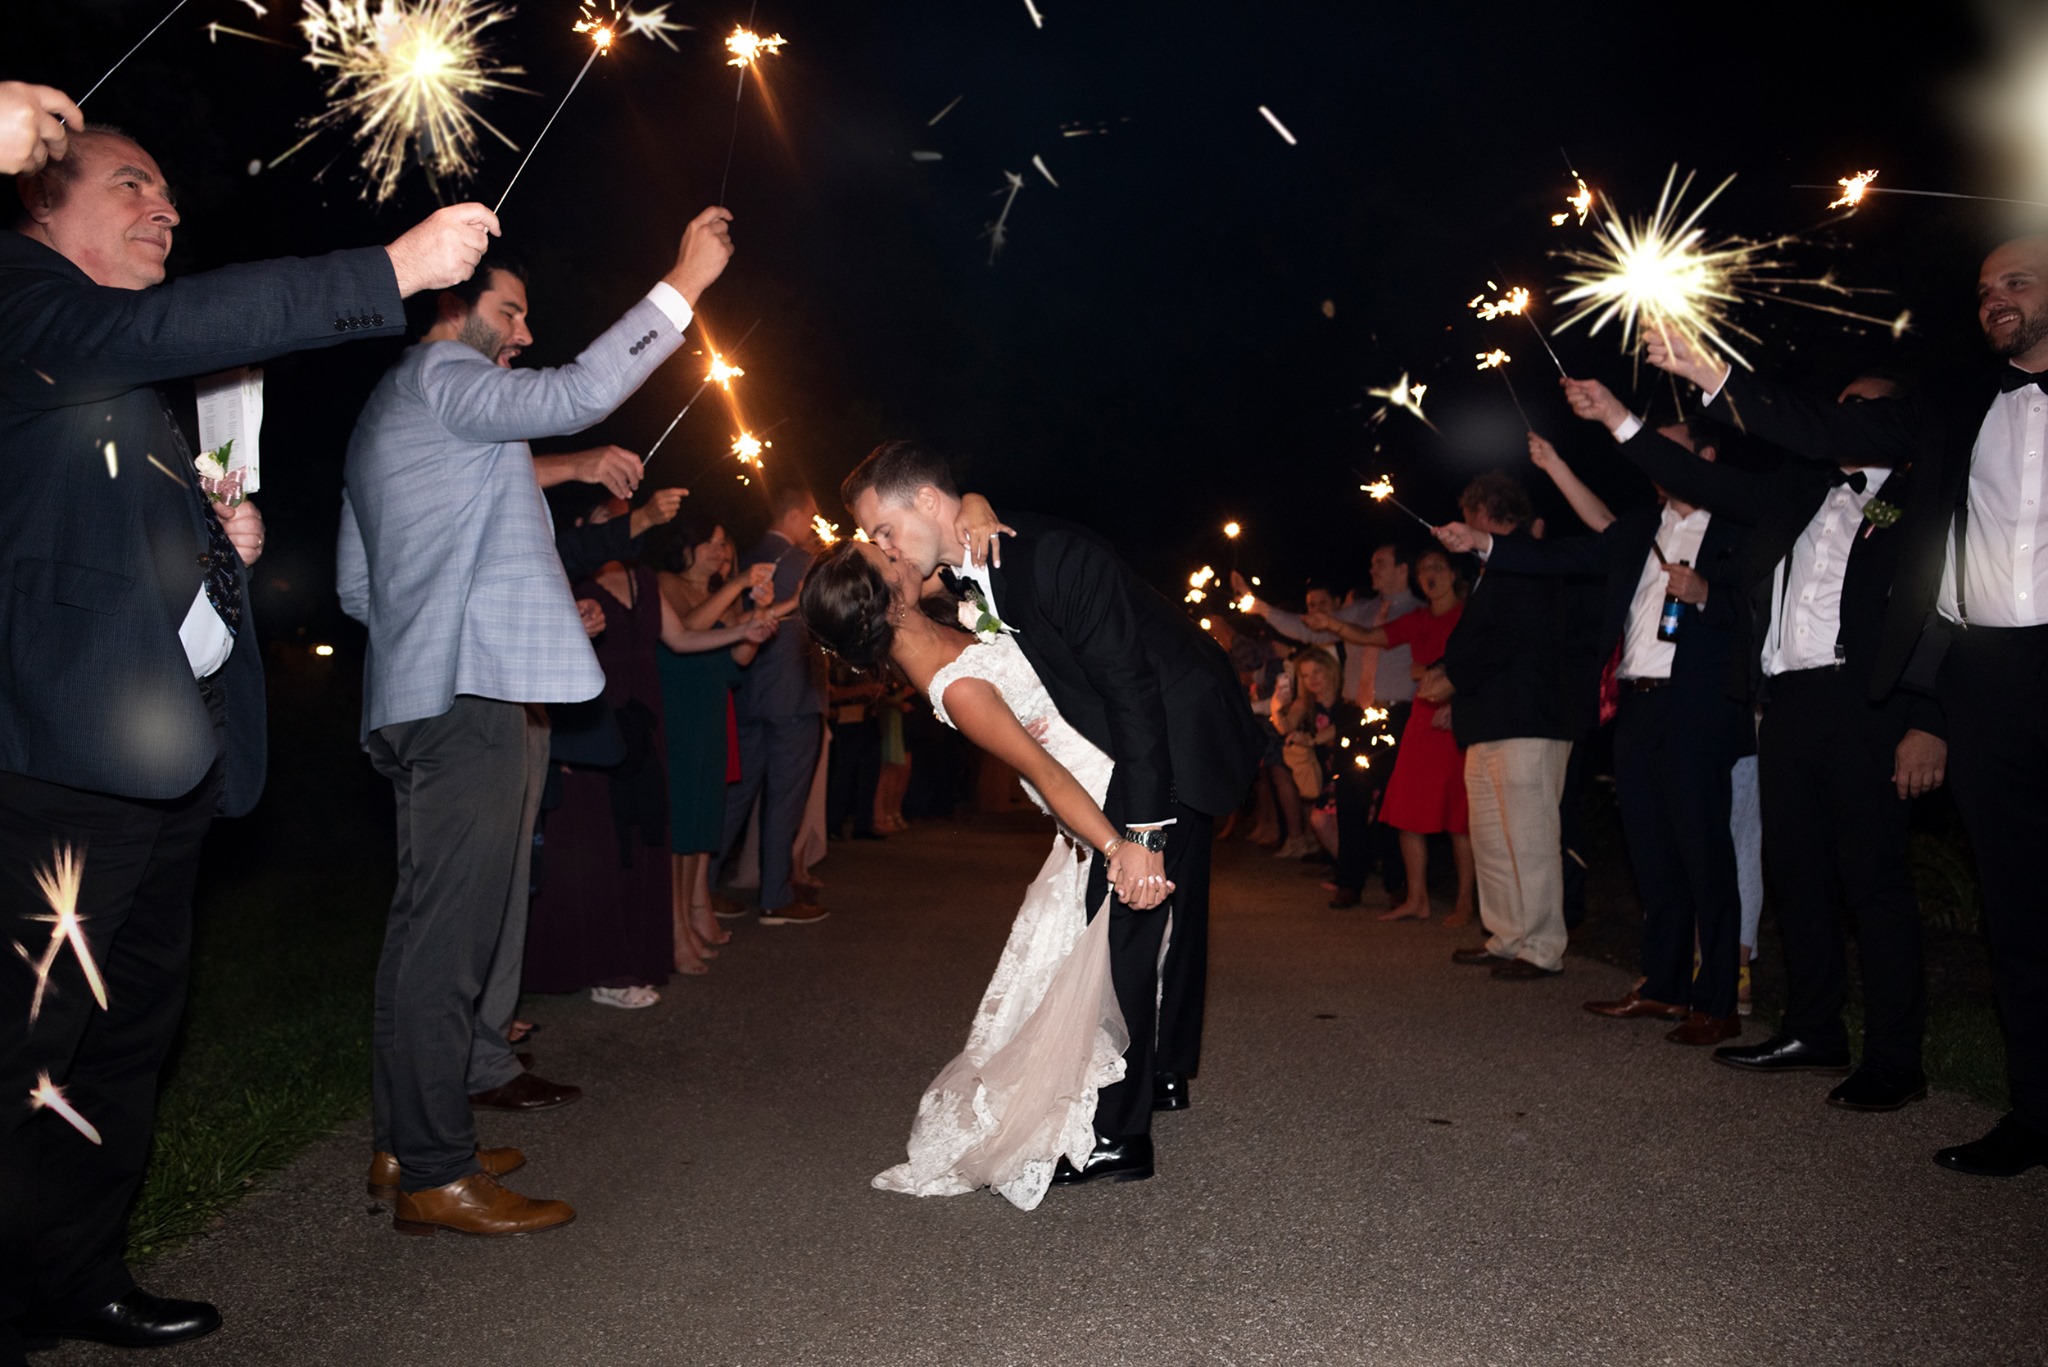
[1482,499,1752,752]
[981,511,1263,823]
[1701,370,2002,704]
[1618,421,1943,740]
[1440,531,1600,747]
[0,230,404,814]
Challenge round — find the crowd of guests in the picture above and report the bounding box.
[3,73,2047,1361]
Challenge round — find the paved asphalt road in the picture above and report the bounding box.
[55,813,2048,1366]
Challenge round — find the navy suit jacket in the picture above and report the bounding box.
[0,230,403,813]
[734,530,826,719]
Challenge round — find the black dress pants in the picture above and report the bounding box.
[825,719,881,838]
[1613,685,1741,1017]
[1940,626,2048,1130]
[0,698,225,1332]
[1085,806,1213,1138]
[1756,667,1924,1074]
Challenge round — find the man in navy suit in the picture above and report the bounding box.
[0,125,494,1353]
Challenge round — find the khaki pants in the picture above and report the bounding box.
[1464,738,1572,970]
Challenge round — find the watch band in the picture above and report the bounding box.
[1122,827,1168,853]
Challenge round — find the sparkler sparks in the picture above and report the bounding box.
[293,0,526,205]
[1031,154,1059,188]
[1222,521,1241,539]
[1829,168,1878,210]
[1475,349,1511,370]
[1551,175,1593,226]
[16,845,104,1026]
[1555,166,1901,372]
[731,432,766,472]
[985,170,1026,264]
[1360,476,1435,530]
[706,353,745,389]
[30,1072,103,1147]
[811,514,841,545]
[1470,285,1530,321]
[1366,372,1441,436]
[724,27,785,66]
[1257,105,1298,145]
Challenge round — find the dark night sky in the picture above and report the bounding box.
[9,0,2013,638]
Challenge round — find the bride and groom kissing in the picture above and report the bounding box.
[800,441,1264,1209]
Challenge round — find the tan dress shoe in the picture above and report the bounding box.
[367,1146,526,1202]
[392,1173,574,1237]
[1583,990,1689,1021]
[1667,1011,1742,1047]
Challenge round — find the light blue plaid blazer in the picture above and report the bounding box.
[338,295,683,738]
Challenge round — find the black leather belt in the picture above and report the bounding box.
[1620,677,1671,693]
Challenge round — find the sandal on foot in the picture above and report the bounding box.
[590,985,661,1009]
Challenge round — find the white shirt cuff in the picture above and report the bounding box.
[1126,820,1178,830]
[1701,369,1730,407]
[645,281,694,333]
[1611,413,1643,443]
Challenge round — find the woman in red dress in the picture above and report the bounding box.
[1316,547,1474,925]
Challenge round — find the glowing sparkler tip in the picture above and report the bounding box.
[1222,521,1241,539]
[1829,169,1879,210]
[725,27,786,67]
[706,353,745,389]
[1363,476,1396,502]
[1476,349,1512,371]
[1471,286,1530,321]
[730,432,766,468]
[30,1071,102,1146]
[1551,175,1593,227]
[811,514,840,546]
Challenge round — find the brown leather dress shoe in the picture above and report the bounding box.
[1667,1011,1742,1046]
[367,1146,526,1202]
[392,1172,575,1237]
[1584,990,1688,1021]
[468,1071,583,1111]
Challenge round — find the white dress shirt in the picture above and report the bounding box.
[1939,380,2048,627]
[1761,469,1890,675]
[1618,505,1710,679]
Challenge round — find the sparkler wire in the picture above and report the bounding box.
[714,0,761,205]
[77,0,194,107]
[492,42,601,216]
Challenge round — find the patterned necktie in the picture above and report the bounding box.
[191,480,242,637]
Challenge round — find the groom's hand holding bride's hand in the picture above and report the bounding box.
[1108,844,1172,911]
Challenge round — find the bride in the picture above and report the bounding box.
[799,540,1171,1210]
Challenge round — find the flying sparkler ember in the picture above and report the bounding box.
[1366,372,1441,436]
[1829,168,1878,210]
[1551,175,1593,227]
[294,0,525,205]
[1185,564,1216,605]
[724,28,786,66]
[1361,476,1434,531]
[985,170,1026,264]
[30,1072,103,1147]
[1257,105,1298,146]
[17,844,105,1026]
[1556,166,1902,372]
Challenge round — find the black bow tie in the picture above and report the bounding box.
[938,566,965,595]
[1831,468,1868,494]
[1999,367,2048,394]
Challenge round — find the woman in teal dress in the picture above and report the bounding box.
[657,512,773,972]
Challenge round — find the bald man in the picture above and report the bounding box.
[1646,234,2048,1179]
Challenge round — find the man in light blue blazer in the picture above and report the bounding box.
[338,206,734,1237]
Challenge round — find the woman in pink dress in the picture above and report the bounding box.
[1312,547,1473,924]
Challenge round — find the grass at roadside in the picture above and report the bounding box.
[126,838,387,1260]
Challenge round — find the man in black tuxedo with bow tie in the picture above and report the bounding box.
[1560,373,1944,1114]
[843,441,1264,1184]
[1644,235,2048,1176]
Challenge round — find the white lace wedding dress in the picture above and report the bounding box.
[871,634,1129,1211]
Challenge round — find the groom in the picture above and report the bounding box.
[844,442,1263,1182]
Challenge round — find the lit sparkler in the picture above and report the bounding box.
[16,844,104,1026]
[706,352,745,389]
[811,514,840,545]
[1551,174,1593,227]
[1222,521,1241,539]
[1556,166,1902,371]
[1476,350,1532,427]
[1472,281,1566,374]
[30,1072,103,1147]
[1829,168,1878,210]
[1234,593,1255,613]
[1475,349,1511,369]
[1366,372,1441,436]
[732,432,766,470]
[289,0,526,205]
[1361,475,1434,530]
[724,27,785,66]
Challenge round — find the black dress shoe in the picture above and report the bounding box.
[1826,1068,1928,1112]
[1712,1033,1851,1074]
[1934,1112,2048,1177]
[22,1288,221,1348]
[1491,957,1563,981]
[1049,1133,1154,1186]
[1451,945,1499,966]
[1152,1073,1190,1112]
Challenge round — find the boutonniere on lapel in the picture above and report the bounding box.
[1861,498,1903,538]
[954,583,1011,643]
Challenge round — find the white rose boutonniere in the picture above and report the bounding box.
[193,440,246,506]
[956,583,1008,643]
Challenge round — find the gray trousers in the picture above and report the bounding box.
[466,708,550,1093]
[719,713,821,911]
[367,696,536,1192]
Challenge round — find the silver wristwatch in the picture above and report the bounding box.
[1121,827,1168,853]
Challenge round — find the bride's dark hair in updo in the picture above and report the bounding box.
[800,543,899,670]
